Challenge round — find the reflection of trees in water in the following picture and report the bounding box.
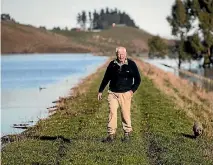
[188,68,213,80]
[179,69,213,92]
[203,68,213,80]
[202,81,213,92]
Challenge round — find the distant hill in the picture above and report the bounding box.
[1,21,95,54]
[1,21,173,55]
[52,26,154,55]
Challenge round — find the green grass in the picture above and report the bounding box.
[100,26,152,41]
[52,26,151,40]
[2,69,213,165]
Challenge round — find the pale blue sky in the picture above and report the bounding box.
[2,0,175,39]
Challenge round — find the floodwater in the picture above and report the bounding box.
[142,57,213,91]
[1,53,108,136]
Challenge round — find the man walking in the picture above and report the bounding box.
[98,47,141,142]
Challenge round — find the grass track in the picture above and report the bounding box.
[2,66,213,165]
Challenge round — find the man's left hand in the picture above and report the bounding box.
[129,90,133,96]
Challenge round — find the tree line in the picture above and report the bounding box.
[148,36,168,58]
[76,7,138,30]
[1,13,16,22]
[167,0,213,68]
[148,0,213,68]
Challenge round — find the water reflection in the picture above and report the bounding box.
[1,53,108,136]
[179,69,213,92]
[143,57,213,92]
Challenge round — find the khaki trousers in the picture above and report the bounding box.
[107,91,132,135]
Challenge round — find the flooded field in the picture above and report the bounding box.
[142,57,213,92]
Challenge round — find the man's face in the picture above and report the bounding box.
[117,49,126,63]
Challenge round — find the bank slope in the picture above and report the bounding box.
[1,21,94,54]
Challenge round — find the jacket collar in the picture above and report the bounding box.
[114,58,128,66]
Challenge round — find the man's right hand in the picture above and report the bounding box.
[98,93,102,101]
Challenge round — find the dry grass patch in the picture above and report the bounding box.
[134,58,213,138]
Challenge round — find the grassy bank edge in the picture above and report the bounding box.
[2,58,213,165]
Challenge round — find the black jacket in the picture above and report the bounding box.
[98,59,141,93]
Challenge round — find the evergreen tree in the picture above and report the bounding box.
[105,7,110,14]
[81,11,87,30]
[167,0,213,67]
[1,13,11,21]
[192,0,213,58]
[52,27,61,31]
[77,13,83,28]
[78,8,137,29]
[167,0,192,68]
[100,9,105,18]
[185,33,204,58]
[93,10,99,29]
[114,8,118,14]
[88,11,92,30]
[148,35,168,58]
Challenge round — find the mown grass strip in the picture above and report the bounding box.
[136,77,213,164]
[2,67,212,165]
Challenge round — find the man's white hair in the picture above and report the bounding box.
[116,47,126,53]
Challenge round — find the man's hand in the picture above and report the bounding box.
[129,90,133,96]
[98,92,103,101]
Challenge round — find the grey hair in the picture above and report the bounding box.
[116,47,127,53]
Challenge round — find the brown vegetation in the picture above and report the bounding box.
[52,26,154,56]
[1,21,156,55]
[1,21,96,54]
[135,58,213,137]
[1,21,176,55]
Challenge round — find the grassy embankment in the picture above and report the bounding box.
[2,59,213,165]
